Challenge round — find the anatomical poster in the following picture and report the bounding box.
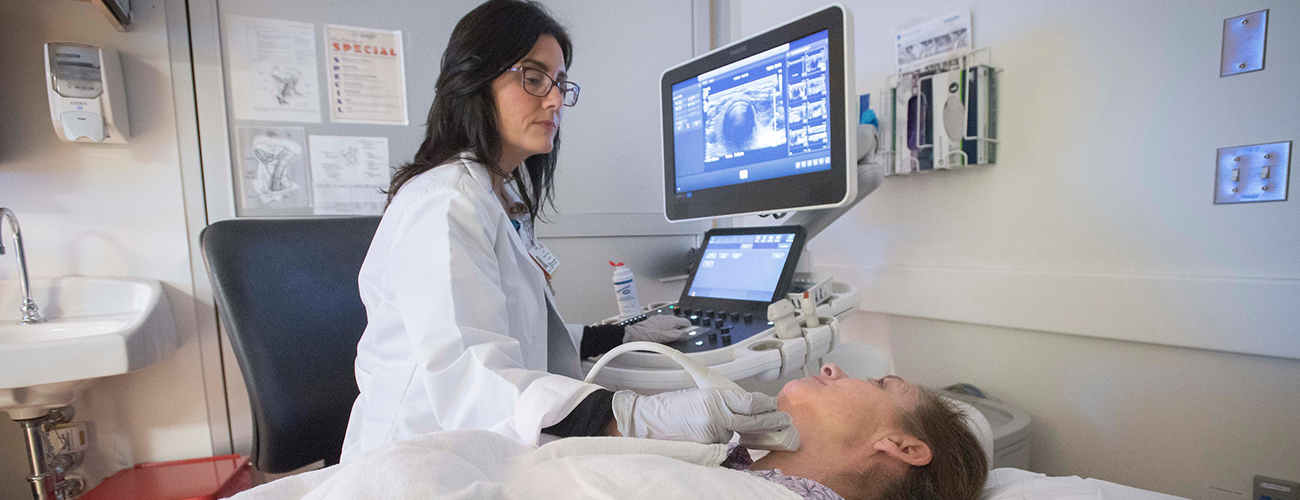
[235,126,312,215]
[325,25,409,125]
[307,135,389,215]
[224,15,323,123]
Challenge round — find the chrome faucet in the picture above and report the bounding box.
[0,208,44,324]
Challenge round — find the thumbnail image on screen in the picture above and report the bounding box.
[671,30,833,194]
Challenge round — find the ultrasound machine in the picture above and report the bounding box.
[583,5,887,391]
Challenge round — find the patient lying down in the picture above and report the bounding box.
[229,365,986,500]
[733,363,988,500]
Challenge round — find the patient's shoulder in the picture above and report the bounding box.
[743,469,845,500]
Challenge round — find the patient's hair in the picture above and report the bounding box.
[847,387,988,500]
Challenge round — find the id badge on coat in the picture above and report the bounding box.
[517,217,560,277]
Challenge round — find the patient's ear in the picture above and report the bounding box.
[873,434,932,467]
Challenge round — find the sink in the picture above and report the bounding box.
[0,277,177,419]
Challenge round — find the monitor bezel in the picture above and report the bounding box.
[677,225,808,312]
[661,4,854,222]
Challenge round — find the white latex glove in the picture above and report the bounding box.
[611,388,793,443]
[622,314,692,344]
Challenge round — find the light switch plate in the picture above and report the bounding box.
[1215,141,1290,204]
[1255,476,1299,500]
[1221,10,1268,77]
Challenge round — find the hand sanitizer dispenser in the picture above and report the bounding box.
[44,43,129,143]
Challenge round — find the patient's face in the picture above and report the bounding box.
[777,364,921,446]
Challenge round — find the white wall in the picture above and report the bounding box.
[543,0,695,215]
[883,312,1300,500]
[731,0,1300,496]
[0,0,214,496]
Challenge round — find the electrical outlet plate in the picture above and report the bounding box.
[1215,141,1290,204]
[1255,476,1299,500]
[1221,10,1268,77]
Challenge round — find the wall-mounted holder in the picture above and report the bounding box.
[875,51,999,176]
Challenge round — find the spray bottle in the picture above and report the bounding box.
[610,261,641,318]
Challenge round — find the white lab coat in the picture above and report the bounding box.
[339,157,602,463]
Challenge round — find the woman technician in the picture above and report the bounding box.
[339,0,791,462]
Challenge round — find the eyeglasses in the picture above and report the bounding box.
[506,67,580,107]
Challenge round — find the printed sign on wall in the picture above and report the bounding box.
[325,25,409,125]
[308,135,390,215]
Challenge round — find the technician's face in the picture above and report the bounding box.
[492,35,566,166]
[777,363,920,445]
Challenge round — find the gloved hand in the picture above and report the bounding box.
[622,314,692,344]
[611,388,793,443]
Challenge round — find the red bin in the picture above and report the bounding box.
[81,454,253,500]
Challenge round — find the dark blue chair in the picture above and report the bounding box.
[200,217,380,473]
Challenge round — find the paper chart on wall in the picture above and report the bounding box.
[894,11,972,74]
[325,25,409,125]
[235,127,312,215]
[308,135,389,215]
[224,15,323,123]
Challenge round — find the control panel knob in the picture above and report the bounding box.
[743,313,753,324]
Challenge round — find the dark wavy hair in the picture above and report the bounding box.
[386,0,572,222]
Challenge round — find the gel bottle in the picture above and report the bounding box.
[610,261,641,318]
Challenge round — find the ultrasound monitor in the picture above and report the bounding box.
[662,5,855,221]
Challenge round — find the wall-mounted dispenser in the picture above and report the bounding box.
[876,51,999,175]
[44,42,129,143]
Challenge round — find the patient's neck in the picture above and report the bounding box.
[751,446,844,489]
[754,433,893,499]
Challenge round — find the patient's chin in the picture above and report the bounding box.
[775,378,817,411]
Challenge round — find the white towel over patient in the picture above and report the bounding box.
[230,430,801,500]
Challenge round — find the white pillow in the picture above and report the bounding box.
[983,468,1191,500]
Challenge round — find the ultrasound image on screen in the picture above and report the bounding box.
[668,29,832,194]
[703,74,787,163]
[808,75,826,96]
[788,81,806,101]
[789,103,805,124]
[808,100,826,120]
[790,126,808,147]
